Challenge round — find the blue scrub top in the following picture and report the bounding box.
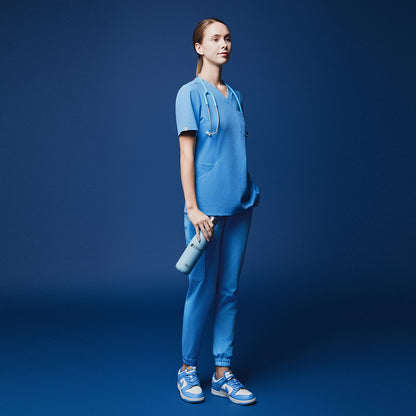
[175,76,260,216]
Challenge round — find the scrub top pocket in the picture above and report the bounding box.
[195,162,216,179]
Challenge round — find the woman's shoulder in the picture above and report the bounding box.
[176,77,203,105]
[225,80,242,99]
[177,77,201,94]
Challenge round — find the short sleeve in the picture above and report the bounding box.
[175,84,201,136]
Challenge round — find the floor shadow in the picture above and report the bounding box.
[232,273,415,380]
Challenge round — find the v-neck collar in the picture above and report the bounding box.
[198,74,229,99]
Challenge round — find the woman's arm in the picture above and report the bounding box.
[179,131,214,242]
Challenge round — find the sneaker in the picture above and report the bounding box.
[177,366,205,403]
[211,370,256,405]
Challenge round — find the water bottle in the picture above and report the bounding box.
[176,216,218,274]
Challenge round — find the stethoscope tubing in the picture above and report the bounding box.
[197,74,243,136]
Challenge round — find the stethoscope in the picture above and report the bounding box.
[197,73,244,137]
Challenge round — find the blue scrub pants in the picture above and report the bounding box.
[181,206,253,367]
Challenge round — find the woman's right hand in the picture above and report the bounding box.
[187,207,215,243]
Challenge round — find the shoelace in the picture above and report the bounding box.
[225,374,245,391]
[184,371,200,387]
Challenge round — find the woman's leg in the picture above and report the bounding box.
[181,212,225,366]
[212,207,253,368]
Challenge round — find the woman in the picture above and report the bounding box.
[175,18,260,405]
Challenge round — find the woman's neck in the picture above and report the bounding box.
[199,63,224,87]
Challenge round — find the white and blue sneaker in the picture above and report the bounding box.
[211,370,256,405]
[177,366,205,403]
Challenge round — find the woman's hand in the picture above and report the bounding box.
[187,207,215,243]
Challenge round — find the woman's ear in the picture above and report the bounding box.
[194,43,203,56]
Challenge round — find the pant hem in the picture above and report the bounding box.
[182,357,198,366]
[215,360,231,366]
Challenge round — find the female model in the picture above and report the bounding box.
[175,18,260,405]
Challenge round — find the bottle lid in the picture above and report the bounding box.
[209,216,218,227]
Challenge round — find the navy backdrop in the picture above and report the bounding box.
[2,0,414,296]
[1,0,415,414]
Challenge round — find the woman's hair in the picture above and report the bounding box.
[193,18,228,77]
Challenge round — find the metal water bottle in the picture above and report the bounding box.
[176,216,218,274]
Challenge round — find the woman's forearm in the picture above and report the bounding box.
[180,154,198,211]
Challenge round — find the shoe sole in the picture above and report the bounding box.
[177,381,205,403]
[211,387,256,405]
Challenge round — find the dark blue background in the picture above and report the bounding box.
[1,0,415,414]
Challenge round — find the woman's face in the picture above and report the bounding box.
[196,22,232,66]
